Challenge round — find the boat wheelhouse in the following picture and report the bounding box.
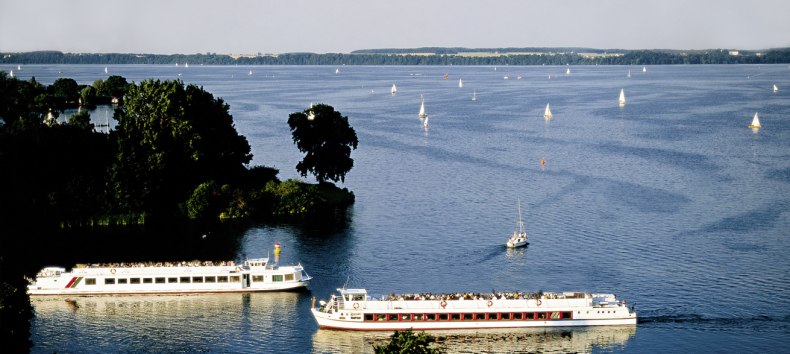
[27,258,311,295]
[311,288,636,330]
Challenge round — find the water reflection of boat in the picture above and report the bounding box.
[311,326,636,354]
[28,257,312,295]
[31,292,303,352]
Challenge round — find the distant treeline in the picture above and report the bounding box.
[2,48,790,66]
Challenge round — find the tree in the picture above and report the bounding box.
[68,109,93,130]
[102,75,129,100]
[287,104,358,183]
[373,329,443,354]
[110,79,252,216]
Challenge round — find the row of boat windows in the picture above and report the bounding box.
[82,274,295,285]
[362,312,574,322]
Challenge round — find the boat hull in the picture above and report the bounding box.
[312,309,635,331]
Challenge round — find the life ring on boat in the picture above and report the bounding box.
[440,300,447,308]
[110,268,116,274]
[353,302,359,309]
[487,300,493,307]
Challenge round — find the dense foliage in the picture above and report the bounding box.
[2,48,789,66]
[373,329,443,354]
[288,104,358,183]
[0,73,355,226]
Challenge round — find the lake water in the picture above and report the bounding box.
[13,64,790,353]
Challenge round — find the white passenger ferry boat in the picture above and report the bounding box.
[311,288,636,330]
[27,258,311,295]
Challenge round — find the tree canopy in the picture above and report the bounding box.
[110,79,252,215]
[288,104,358,183]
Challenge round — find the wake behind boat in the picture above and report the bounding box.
[27,257,311,295]
[311,288,636,330]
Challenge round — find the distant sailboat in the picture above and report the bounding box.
[9,70,13,78]
[544,103,553,119]
[335,68,340,74]
[391,83,397,95]
[627,70,631,78]
[748,112,761,130]
[506,199,529,248]
[419,96,428,119]
[642,66,647,73]
[503,75,509,80]
[248,70,253,76]
[566,67,571,75]
[423,115,429,129]
[458,78,463,88]
[185,62,189,68]
[472,90,477,101]
[773,84,779,93]
[307,103,316,121]
[175,62,179,67]
[104,66,108,74]
[619,89,626,107]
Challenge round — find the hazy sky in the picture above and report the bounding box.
[1,0,788,54]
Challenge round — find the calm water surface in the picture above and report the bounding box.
[12,64,790,353]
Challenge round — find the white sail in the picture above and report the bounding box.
[419,96,427,119]
[773,84,779,93]
[642,66,647,72]
[391,83,397,94]
[9,70,13,78]
[458,78,463,88]
[544,103,553,119]
[17,65,21,70]
[185,62,189,68]
[619,89,626,107]
[566,67,570,75]
[627,70,631,78]
[472,90,477,101]
[423,116,429,129]
[248,70,253,76]
[749,112,761,129]
[335,68,339,74]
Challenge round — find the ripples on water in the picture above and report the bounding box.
[18,64,790,352]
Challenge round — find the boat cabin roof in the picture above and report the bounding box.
[338,288,367,295]
[243,258,269,267]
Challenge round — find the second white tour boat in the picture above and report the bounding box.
[312,288,636,330]
[28,257,312,295]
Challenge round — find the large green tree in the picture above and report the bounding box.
[110,79,252,216]
[287,104,358,183]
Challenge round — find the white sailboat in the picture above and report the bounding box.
[472,90,477,101]
[773,84,779,93]
[104,66,108,74]
[391,83,397,95]
[248,70,253,76]
[9,70,13,78]
[566,67,571,75]
[627,70,631,78]
[506,200,529,248]
[544,103,553,119]
[619,89,626,107]
[335,68,340,75]
[642,66,647,73]
[419,96,428,119]
[458,78,463,88]
[17,65,21,70]
[185,62,189,68]
[748,112,761,130]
